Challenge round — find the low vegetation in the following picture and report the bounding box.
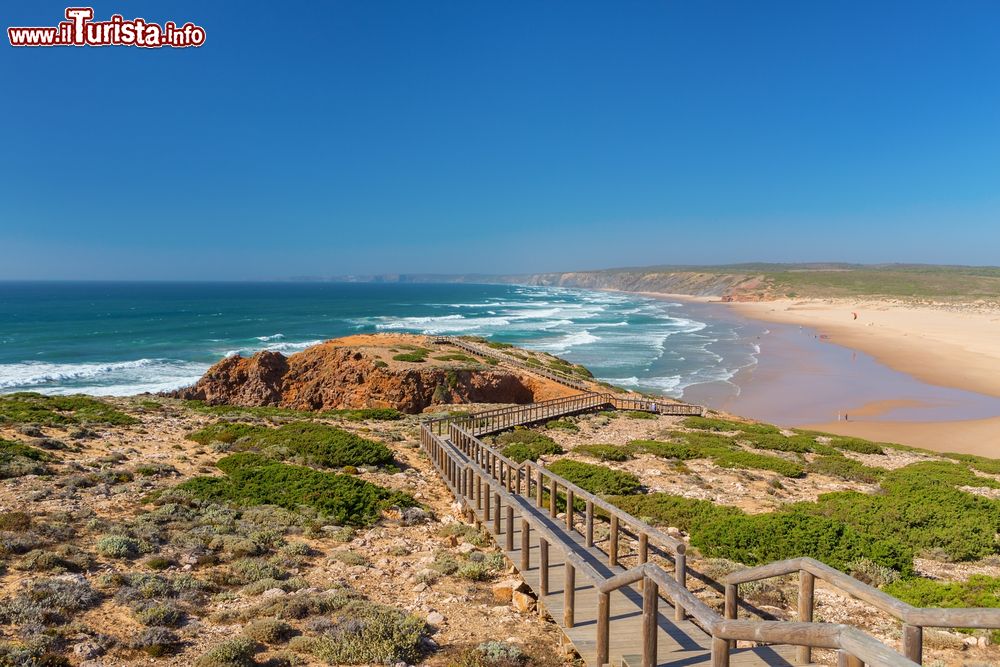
[547,460,641,496]
[177,453,415,526]
[187,421,395,468]
[0,392,137,426]
[494,429,563,463]
[0,439,53,478]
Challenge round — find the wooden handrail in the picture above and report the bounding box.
[724,556,1000,629]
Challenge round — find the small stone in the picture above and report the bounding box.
[412,582,428,593]
[442,535,459,548]
[512,590,536,614]
[491,579,527,602]
[72,642,102,660]
[427,611,445,625]
[457,542,477,554]
[261,588,286,598]
[666,526,683,538]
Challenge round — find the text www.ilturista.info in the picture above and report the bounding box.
[8,7,205,48]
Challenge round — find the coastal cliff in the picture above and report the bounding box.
[503,270,765,298]
[171,334,581,413]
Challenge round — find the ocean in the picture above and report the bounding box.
[0,282,764,398]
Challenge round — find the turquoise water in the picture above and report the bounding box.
[0,282,762,397]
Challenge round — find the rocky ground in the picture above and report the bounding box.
[0,396,567,666]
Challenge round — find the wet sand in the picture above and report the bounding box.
[675,303,1000,457]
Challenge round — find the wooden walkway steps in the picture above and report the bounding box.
[420,392,999,667]
[465,477,798,666]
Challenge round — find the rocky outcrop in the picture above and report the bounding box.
[172,341,559,413]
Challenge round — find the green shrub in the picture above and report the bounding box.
[884,575,1000,608]
[496,429,562,463]
[681,416,779,434]
[187,422,265,446]
[828,437,885,455]
[627,439,699,460]
[808,455,884,483]
[545,419,578,432]
[712,451,805,478]
[0,392,138,426]
[610,493,742,533]
[96,535,143,558]
[574,444,632,462]
[189,422,394,468]
[243,618,295,644]
[739,432,834,454]
[0,439,53,478]
[299,600,429,664]
[134,601,185,627]
[176,456,415,526]
[194,637,261,667]
[254,422,394,468]
[455,640,527,667]
[692,509,913,575]
[322,408,403,421]
[393,352,428,362]
[547,460,641,496]
[434,353,477,363]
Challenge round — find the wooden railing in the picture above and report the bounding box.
[430,335,593,390]
[723,557,1000,665]
[417,392,1000,667]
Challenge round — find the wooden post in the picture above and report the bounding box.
[539,539,549,595]
[565,489,574,530]
[564,563,575,628]
[609,516,619,567]
[642,578,658,667]
[505,506,514,552]
[711,636,730,667]
[536,469,543,507]
[797,571,815,664]
[837,651,863,667]
[520,519,530,571]
[724,583,738,649]
[549,477,558,518]
[586,501,594,547]
[493,494,501,535]
[638,532,648,591]
[902,624,923,664]
[597,591,611,667]
[477,475,483,510]
[674,551,687,621]
[484,487,491,522]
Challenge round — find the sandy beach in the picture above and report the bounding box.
[725,298,1000,456]
[731,299,1000,398]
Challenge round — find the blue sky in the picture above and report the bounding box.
[2,1,999,279]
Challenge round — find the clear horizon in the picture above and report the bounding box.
[3,1,999,280]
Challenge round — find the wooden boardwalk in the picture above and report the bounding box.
[419,391,990,667]
[466,483,798,666]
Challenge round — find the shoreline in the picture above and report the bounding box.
[627,290,1000,456]
[729,298,1000,399]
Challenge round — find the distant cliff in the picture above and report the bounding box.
[496,271,766,298]
[321,269,770,299]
